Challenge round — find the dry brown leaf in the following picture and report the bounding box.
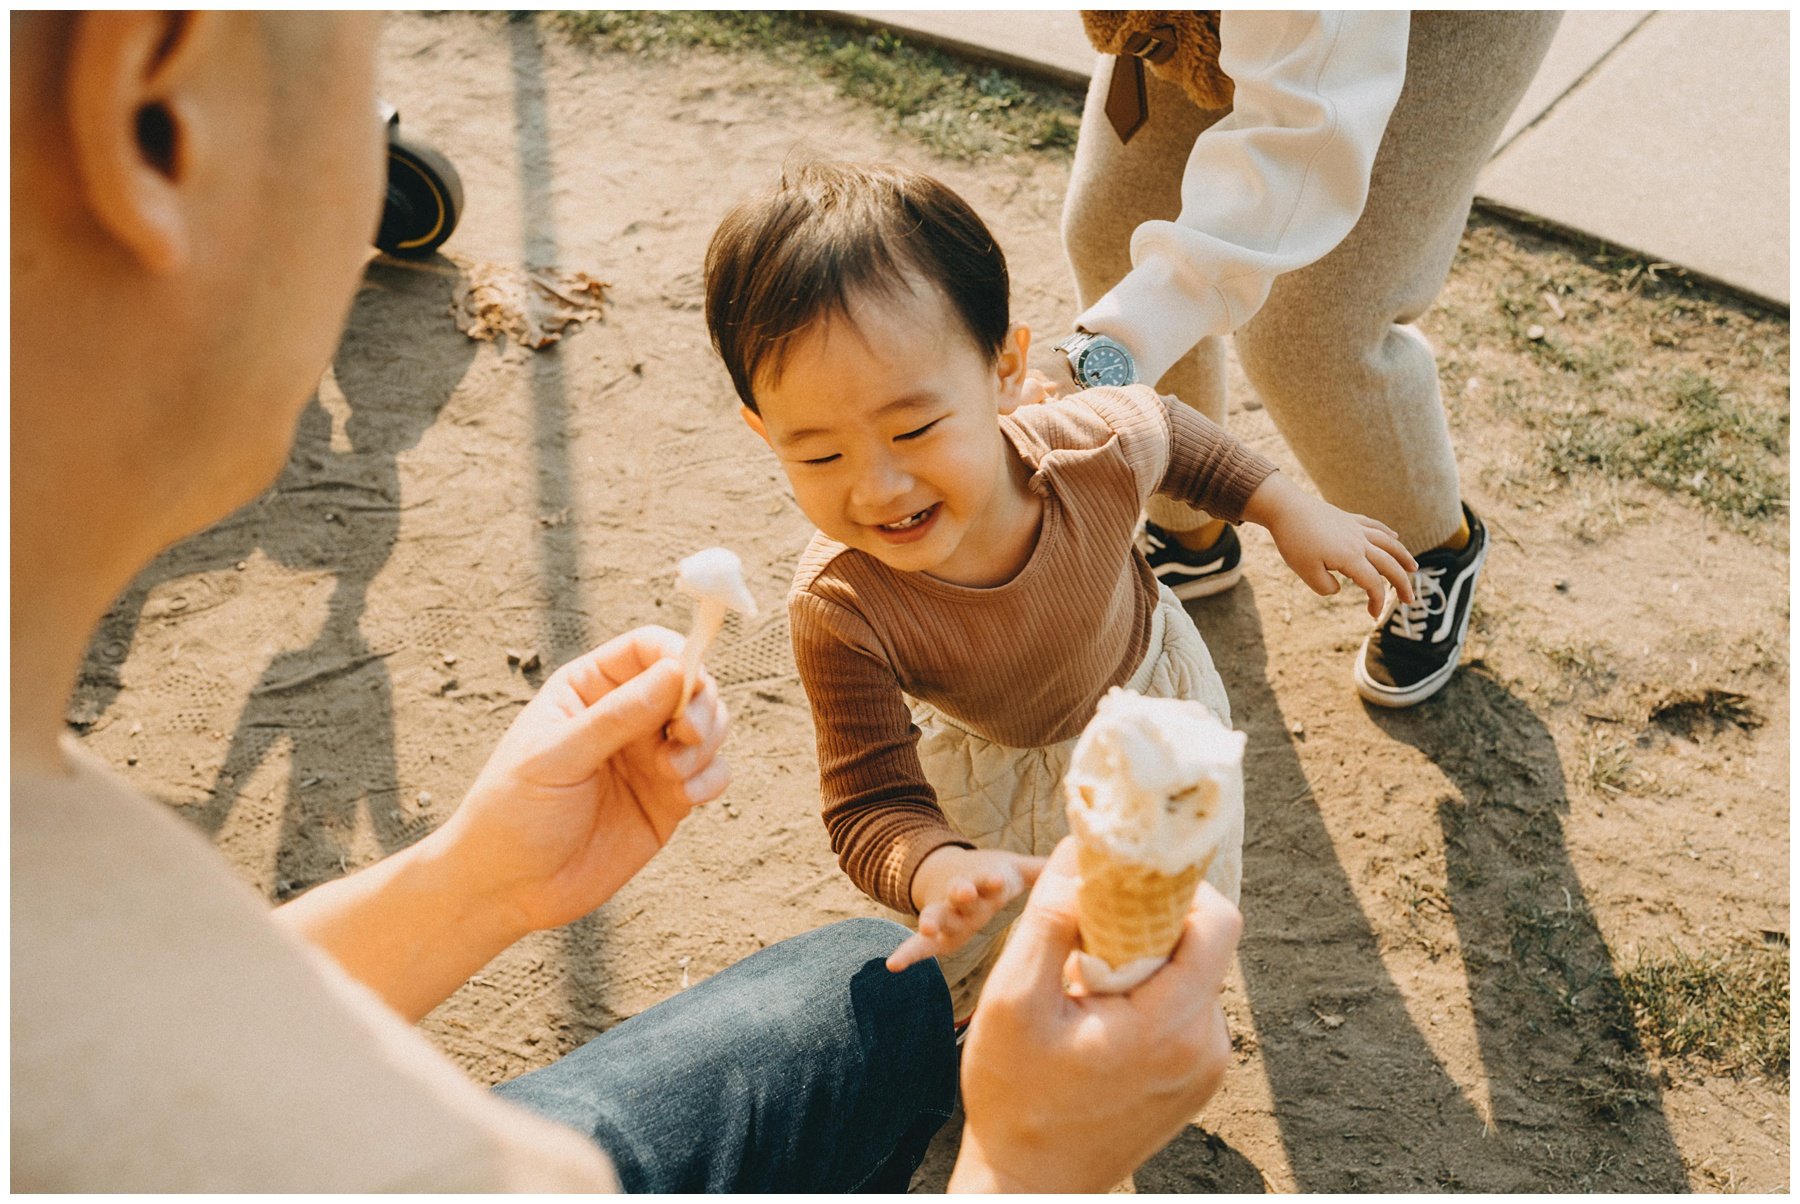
[450,261,610,349]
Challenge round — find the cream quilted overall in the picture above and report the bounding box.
[906,582,1237,1021]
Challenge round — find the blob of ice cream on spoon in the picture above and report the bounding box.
[674,547,758,716]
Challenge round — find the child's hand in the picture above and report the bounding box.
[1242,473,1418,618]
[887,846,1047,973]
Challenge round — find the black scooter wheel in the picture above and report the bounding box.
[376,134,464,258]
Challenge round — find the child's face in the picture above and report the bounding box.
[744,277,1031,583]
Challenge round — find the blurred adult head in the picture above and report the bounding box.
[11,12,385,763]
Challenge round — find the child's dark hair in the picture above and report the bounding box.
[704,161,1010,413]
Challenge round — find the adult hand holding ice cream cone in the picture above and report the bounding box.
[950,837,1241,1193]
[1064,688,1246,994]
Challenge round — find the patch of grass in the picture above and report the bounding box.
[548,11,1084,161]
[549,8,791,56]
[1498,884,1663,1121]
[1505,889,1632,1028]
[1580,730,1636,796]
[1444,215,1789,542]
[1620,941,1789,1080]
[1497,300,1632,380]
[1538,371,1788,529]
[1535,637,1615,684]
[1571,1052,1660,1121]
[1553,476,1647,544]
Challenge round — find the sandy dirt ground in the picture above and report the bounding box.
[71,14,1788,1192]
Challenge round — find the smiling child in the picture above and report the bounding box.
[704,162,1415,1021]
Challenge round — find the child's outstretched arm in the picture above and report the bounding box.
[1137,390,1412,618]
[1240,472,1419,618]
[886,846,1047,972]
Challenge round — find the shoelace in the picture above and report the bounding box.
[1385,566,1449,641]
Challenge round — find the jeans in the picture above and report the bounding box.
[494,918,958,1193]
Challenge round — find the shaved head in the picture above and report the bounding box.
[12,11,385,763]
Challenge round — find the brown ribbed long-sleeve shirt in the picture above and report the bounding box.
[788,385,1277,913]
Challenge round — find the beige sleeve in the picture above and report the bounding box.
[1077,11,1411,383]
[11,750,622,1193]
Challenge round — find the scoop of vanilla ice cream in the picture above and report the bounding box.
[676,547,758,617]
[1064,688,1246,875]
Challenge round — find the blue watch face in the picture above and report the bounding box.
[1082,343,1133,387]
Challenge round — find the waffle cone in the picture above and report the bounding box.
[1074,838,1208,970]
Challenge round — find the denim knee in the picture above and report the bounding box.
[769,917,957,1120]
[828,917,952,1023]
[494,916,956,1193]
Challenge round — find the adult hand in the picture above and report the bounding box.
[432,625,730,938]
[948,838,1241,1193]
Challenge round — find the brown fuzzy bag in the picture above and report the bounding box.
[1080,10,1234,110]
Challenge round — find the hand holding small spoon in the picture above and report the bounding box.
[674,547,757,717]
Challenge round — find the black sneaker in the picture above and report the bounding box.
[1142,519,1243,600]
[1354,503,1488,708]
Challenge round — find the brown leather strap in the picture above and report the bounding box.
[1103,24,1180,144]
[1104,54,1148,143]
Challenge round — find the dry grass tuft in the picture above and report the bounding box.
[1620,939,1789,1080]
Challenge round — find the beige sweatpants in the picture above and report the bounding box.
[905,582,1236,1021]
[1063,11,1562,553]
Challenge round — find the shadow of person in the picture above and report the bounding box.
[169,257,477,894]
[1368,666,1688,1189]
[1191,580,1518,1191]
[1133,1125,1269,1193]
[490,10,621,1051]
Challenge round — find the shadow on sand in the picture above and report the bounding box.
[913,580,1684,1191]
[1194,581,1686,1191]
[81,259,476,891]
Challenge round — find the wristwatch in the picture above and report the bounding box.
[1054,330,1138,388]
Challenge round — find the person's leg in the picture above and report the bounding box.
[1232,11,1562,553]
[494,917,956,1193]
[1231,12,1560,706]
[1063,54,1231,542]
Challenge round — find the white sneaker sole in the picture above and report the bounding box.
[1163,564,1243,601]
[1353,640,1463,707]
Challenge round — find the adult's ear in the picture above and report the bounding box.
[64,11,217,273]
[995,322,1033,415]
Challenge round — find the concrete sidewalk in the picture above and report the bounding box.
[836,10,1789,309]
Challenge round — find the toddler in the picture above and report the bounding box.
[704,162,1415,1020]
